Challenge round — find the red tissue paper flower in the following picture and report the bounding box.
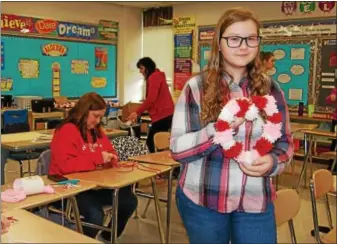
[254,138,273,156]
[267,112,282,124]
[215,120,230,131]
[236,99,250,118]
[224,142,243,158]
[251,96,268,110]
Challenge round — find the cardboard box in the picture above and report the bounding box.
[121,102,142,122]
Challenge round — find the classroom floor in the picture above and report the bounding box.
[4,159,336,243]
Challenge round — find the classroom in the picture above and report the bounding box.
[0,1,336,243]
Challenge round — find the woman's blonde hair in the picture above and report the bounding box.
[201,8,269,124]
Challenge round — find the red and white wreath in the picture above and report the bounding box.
[213,95,282,165]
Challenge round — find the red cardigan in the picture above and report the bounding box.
[136,69,174,123]
[49,123,118,175]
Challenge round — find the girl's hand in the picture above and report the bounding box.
[239,154,273,177]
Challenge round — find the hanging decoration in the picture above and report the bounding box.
[281,1,297,15]
[318,1,336,12]
[299,1,316,14]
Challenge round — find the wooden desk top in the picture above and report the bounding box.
[1,129,127,152]
[302,129,337,138]
[66,162,172,189]
[1,176,96,211]
[129,151,180,167]
[290,114,331,123]
[30,111,65,119]
[290,123,318,133]
[0,209,100,243]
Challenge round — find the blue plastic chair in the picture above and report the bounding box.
[3,109,40,177]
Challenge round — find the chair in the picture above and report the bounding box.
[274,189,301,244]
[3,109,40,177]
[309,169,336,244]
[141,132,171,218]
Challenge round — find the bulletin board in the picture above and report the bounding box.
[314,36,337,113]
[1,35,117,98]
[261,38,316,107]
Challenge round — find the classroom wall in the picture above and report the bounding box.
[1,1,143,104]
[173,1,336,25]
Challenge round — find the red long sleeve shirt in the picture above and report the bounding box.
[49,123,118,175]
[136,69,174,123]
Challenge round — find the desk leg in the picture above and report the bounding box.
[166,169,173,244]
[295,133,313,190]
[111,189,119,244]
[69,196,83,234]
[151,177,165,244]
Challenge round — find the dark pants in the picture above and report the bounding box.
[76,186,138,240]
[146,115,173,153]
[176,186,277,244]
[1,148,9,185]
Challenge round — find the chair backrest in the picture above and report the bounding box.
[154,132,170,152]
[274,189,301,227]
[111,136,149,161]
[4,122,30,134]
[312,169,333,199]
[3,109,28,126]
[35,149,52,176]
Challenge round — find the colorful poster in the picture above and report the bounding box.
[1,41,4,70]
[41,43,68,56]
[174,33,192,58]
[173,16,195,34]
[57,21,98,40]
[0,78,13,91]
[91,77,107,88]
[18,59,39,78]
[35,19,58,35]
[98,20,119,41]
[199,26,216,41]
[174,59,192,90]
[71,60,89,74]
[95,47,108,70]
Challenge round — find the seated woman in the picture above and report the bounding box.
[49,92,137,241]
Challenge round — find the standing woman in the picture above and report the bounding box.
[170,8,293,244]
[49,92,137,242]
[260,51,275,73]
[127,57,174,153]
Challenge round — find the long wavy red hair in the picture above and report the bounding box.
[201,8,270,124]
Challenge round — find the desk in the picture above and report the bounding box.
[295,130,337,190]
[290,114,332,123]
[1,209,100,243]
[1,129,128,152]
[290,123,318,133]
[1,176,97,233]
[129,151,179,244]
[66,162,172,244]
[29,111,65,131]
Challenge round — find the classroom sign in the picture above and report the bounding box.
[1,13,119,43]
